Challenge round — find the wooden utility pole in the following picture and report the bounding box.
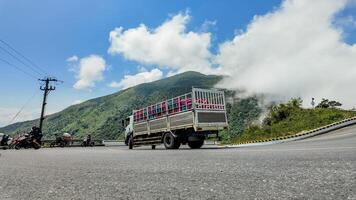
[39,77,58,132]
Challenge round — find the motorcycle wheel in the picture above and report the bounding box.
[33,143,41,149]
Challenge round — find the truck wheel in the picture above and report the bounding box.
[128,135,133,149]
[163,133,180,149]
[188,140,204,149]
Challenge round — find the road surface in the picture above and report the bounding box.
[0,125,356,200]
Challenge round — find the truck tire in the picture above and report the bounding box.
[128,135,133,149]
[188,140,204,149]
[163,133,180,149]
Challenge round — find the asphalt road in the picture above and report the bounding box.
[0,125,356,200]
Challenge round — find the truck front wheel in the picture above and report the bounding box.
[188,140,204,149]
[128,135,133,149]
[163,133,180,149]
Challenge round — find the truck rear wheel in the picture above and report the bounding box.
[188,140,204,149]
[163,133,180,149]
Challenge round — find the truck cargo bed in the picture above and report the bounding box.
[132,88,228,136]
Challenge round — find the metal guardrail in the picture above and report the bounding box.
[102,140,125,146]
[41,139,105,147]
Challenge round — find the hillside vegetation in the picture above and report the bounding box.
[231,98,356,144]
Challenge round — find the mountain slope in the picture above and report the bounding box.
[0,71,223,139]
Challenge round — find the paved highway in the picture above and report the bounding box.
[0,125,356,200]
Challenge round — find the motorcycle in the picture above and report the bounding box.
[50,133,72,147]
[13,134,41,150]
[0,133,11,150]
[81,136,94,147]
[8,135,20,149]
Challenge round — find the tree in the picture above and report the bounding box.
[328,100,342,108]
[263,98,303,126]
[316,98,342,108]
[226,97,261,139]
[287,97,303,108]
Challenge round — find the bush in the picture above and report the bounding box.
[232,98,356,144]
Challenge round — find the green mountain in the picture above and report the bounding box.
[0,71,224,139]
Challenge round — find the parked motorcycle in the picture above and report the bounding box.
[81,134,94,147]
[50,133,72,147]
[8,135,20,149]
[13,127,43,150]
[13,133,39,150]
[0,133,11,149]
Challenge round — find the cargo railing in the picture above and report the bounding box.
[192,88,226,110]
[133,88,226,123]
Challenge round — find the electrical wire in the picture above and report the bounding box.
[0,45,44,77]
[0,57,38,79]
[0,39,48,76]
[8,89,40,125]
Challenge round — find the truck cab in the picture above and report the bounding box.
[122,115,133,145]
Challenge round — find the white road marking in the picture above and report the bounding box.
[237,146,356,152]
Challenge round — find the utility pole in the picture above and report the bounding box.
[39,77,58,133]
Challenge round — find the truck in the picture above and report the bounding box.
[122,88,228,149]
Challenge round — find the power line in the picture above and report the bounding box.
[0,39,48,76]
[0,45,44,76]
[8,89,40,125]
[38,77,59,132]
[0,57,38,79]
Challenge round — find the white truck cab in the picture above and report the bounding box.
[122,115,133,145]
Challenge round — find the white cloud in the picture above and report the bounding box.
[200,20,217,32]
[72,100,84,105]
[216,0,356,108]
[108,12,219,74]
[109,68,163,89]
[166,70,179,77]
[71,55,107,90]
[66,55,78,62]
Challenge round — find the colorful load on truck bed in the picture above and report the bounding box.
[133,88,226,123]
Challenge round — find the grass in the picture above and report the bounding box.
[232,108,356,144]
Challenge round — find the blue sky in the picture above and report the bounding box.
[0,0,355,126]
